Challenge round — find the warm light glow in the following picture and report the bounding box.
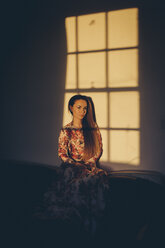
[110,130,140,165]
[110,91,140,128]
[78,52,106,88]
[64,8,140,166]
[65,55,76,89]
[78,13,106,51]
[108,49,138,87]
[108,8,138,49]
[65,17,76,53]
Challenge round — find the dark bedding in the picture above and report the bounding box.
[1,160,165,248]
[34,163,111,234]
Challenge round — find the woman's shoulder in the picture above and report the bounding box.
[62,122,73,129]
[61,122,73,132]
[59,122,73,139]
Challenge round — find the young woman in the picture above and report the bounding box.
[58,94,104,174]
[35,95,110,234]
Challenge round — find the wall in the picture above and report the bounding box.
[0,0,165,173]
[0,2,66,165]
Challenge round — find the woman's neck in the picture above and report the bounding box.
[72,118,82,128]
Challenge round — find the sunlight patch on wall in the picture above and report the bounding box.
[108,8,138,49]
[110,92,139,128]
[108,49,138,87]
[110,130,140,165]
[65,55,76,89]
[65,16,76,52]
[78,52,106,88]
[78,13,106,51]
[64,8,140,166]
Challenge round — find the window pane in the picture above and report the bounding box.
[78,52,106,89]
[108,8,138,49]
[65,55,76,89]
[108,49,138,87]
[100,130,108,161]
[65,17,76,53]
[78,13,106,51]
[80,92,108,128]
[109,92,139,128]
[62,93,75,126]
[110,130,140,165]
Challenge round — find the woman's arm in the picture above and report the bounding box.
[58,128,75,164]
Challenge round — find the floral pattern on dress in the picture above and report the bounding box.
[58,122,103,166]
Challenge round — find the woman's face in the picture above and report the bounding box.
[70,99,88,121]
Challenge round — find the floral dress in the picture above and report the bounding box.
[58,121,103,171]
[35,122,111,235]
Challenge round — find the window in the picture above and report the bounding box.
[64,8,140,166]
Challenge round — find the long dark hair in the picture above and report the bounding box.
[68,94,100,159]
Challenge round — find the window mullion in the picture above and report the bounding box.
[76,16,79,92]
[105,11,110,162]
